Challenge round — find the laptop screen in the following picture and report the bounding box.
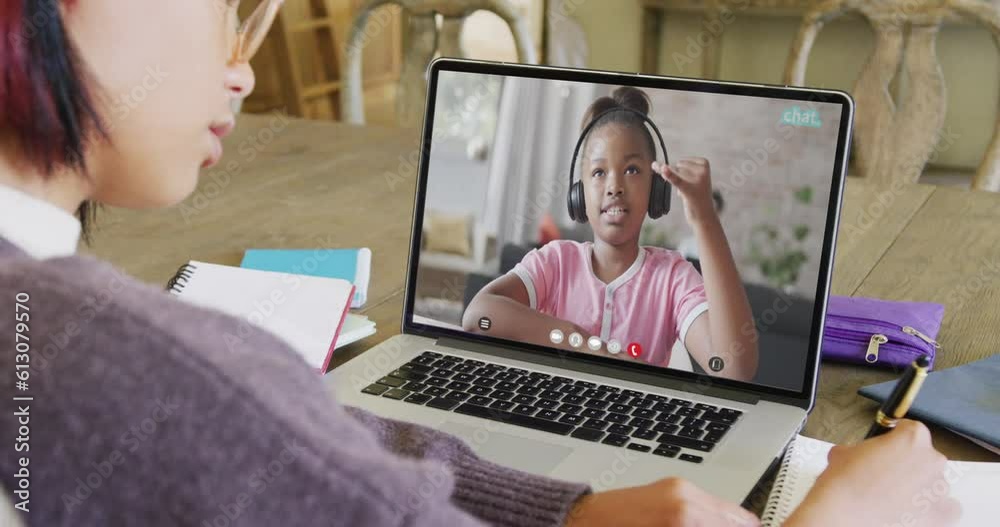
[407,64,849,394]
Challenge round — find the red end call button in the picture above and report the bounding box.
[627,342,642,358]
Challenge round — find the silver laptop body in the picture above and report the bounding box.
[331,59,854,505]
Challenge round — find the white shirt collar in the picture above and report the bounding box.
[0,184,81,259]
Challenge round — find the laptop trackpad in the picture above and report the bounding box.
[439,421,573,475]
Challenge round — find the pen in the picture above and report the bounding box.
[865,354,931,439]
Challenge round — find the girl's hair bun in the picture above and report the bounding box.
[580,86,652,130]
[611,86,651,116]
[578,86,657,162]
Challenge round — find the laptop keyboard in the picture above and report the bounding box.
[360,351,744,463]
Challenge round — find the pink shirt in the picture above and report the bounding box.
[512,240,708,367]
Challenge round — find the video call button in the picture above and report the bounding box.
[607,340,622,354]
[709,356,725,372]
[549,329,564,345]
[627,342,642,358]
[568,332,584,348]
[587,336,602,351]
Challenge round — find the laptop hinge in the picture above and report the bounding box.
[436,337,760,405]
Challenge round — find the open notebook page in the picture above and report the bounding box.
[762,434,1000,526]
[168,261,354,371]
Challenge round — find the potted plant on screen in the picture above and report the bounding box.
[748,186,814,294]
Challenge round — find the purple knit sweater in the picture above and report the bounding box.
[0,238,589,526]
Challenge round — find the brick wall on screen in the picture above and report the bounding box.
[643,89,844,298]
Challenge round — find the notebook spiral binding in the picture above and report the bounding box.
[165,263,198,294]
[760,437,802,527]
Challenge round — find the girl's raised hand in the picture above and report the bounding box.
[653,158,717,226]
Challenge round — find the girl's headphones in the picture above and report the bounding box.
[566,106,671,223]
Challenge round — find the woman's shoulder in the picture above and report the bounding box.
[0,252,306,380]
[0,251,160,323]
[0,253,370,525]
[1,251,203,331]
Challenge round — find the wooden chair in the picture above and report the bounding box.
[266,0,343,118]
[341,0,538,127]
[785,0,1000,191]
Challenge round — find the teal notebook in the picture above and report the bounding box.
[858,354,1000,452]
[241,248,371,308]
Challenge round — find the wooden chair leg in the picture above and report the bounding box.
[396,13,437,128]
[271,12,307,116]
[973,146,1000,191]
[438,16,464,59]
[312,0,342,119]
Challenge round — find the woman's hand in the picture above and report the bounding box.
[566,477,760,527]
[785,420,961,527]
[653,158,716,226]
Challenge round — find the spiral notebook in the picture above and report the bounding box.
[762,435,1000,526]
[166,261,355,372]
[240,248,372,308]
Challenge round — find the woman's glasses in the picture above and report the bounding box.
[231,0,285,63]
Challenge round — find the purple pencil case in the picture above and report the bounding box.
[822,295,944,370]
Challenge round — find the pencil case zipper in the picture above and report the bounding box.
[822,319,940,367]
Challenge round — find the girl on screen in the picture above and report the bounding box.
[464,87,759,381]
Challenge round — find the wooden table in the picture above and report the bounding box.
[89,114,998,466]
[88,113,421,341]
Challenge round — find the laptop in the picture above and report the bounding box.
[330,58,854,504]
